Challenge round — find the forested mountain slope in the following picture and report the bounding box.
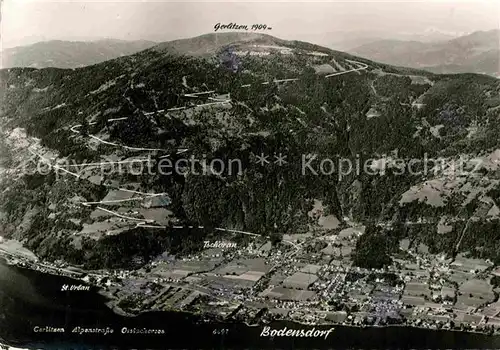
[0,32,499,269]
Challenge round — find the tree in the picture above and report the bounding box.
[491,276,500,288]
[270,232,282,246]
[352,225,394,269]
[181,175,227,227]
[80,116,89,137]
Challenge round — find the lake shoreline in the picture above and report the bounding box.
[1,252,500,348]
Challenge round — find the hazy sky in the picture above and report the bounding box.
[1,0,499,48]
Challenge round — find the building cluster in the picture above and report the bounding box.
[5,216,500,335]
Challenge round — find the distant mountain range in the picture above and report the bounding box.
[1,39,157,69]
[349,29,500,76]
[3,30,498,77]
[323,28,464,51]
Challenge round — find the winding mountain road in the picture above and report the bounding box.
[29,57,369,235]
